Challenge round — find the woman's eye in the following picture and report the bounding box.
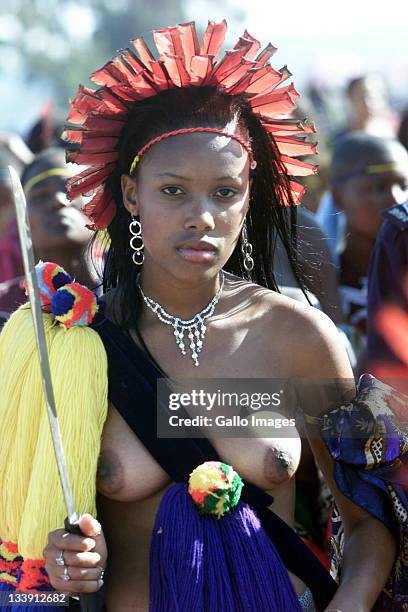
[215,188,236,198]
[161,186,184,195]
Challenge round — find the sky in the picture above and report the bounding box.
[186,0,408,94]
[1,0,408,132]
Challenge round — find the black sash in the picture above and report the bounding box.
[93,317,338,610]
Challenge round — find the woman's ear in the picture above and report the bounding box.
[121,174,140,216]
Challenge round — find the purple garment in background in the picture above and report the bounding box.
[318,374,408,611]
[0,221,24,320]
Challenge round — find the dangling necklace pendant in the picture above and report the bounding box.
[137,273,224,366]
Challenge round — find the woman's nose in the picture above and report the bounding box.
[52,191,70,208]
[184,200,216,231]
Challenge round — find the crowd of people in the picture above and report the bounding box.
[0,19,407,612]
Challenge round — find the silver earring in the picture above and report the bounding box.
[241,222,254,272]
[129,216,144,265]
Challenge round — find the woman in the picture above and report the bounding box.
[0,21,401,612]
[21,148,96,287]
[1,148,96,321]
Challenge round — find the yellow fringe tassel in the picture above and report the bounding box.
[0,305,108,559]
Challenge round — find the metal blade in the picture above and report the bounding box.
[8,165,76,520]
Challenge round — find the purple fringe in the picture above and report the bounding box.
[150,483,302,611]
[0,582,61,612]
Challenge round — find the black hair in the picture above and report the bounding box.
[96,86,307,328]
[398,107,408,152]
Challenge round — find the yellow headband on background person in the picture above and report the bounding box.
[333,161,408,185]
[24,168,72,196]
[366,162,408,175]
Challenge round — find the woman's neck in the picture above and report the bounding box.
[138,266,223,321]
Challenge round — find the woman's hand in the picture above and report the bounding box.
[43,514,107,594]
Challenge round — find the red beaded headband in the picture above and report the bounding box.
[129,126,257,175]
[64,20,318,230]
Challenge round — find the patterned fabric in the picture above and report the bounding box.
[0,540,21,587]
[0,537,56,612]
[315,374,408,610]
[0,538,52,592]
[298,587,316,612]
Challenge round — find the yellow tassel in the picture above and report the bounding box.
[0,304,108,558]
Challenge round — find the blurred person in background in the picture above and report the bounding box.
[398,106,408,152]
[344,74,398,139]
[0,148,94,323]
[24,102,55,155]
[24,102,69,154]
[330,132,408,356]
[275,207,343,324]
[364,200,408,390]
[20,148,94,288]
[0,139,30,322]
[0,166,24,323]
[316,73,400,265]
[21,148,95,286]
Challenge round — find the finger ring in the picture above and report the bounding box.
[56,551,65,566]
[61,566,70,582]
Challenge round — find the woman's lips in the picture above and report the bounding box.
[177,247,217,262]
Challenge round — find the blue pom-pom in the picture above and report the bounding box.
[51,289,75,316]
[52,271,72,290]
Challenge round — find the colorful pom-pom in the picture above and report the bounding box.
[188,461,244,517]
[51,283,98,328]
[23,262,72,312]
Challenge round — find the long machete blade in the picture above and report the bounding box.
[8,165,76,521]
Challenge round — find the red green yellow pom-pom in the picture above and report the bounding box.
[23,261,72,312]
[188,461,244,517]
[51,283,98,328]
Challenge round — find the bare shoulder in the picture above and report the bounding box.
[284,300,353,378]
[243,283,353,379]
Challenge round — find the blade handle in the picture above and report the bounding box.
[64,516,106,612]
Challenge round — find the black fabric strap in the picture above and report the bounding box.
[93,317,338,610]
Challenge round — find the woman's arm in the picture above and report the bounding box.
[307,436,396,612]
[290,304,396,612]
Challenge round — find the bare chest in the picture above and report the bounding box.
[134,313,292,378]
[98,295,301,506]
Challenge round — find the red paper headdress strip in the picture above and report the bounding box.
[64,20,317,230]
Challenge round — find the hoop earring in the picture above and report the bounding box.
[241,221,254,272]
[129,216,144,265]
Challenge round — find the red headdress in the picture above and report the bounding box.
[64,20,317,230]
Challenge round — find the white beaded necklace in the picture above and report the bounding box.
[137,272,224,367]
